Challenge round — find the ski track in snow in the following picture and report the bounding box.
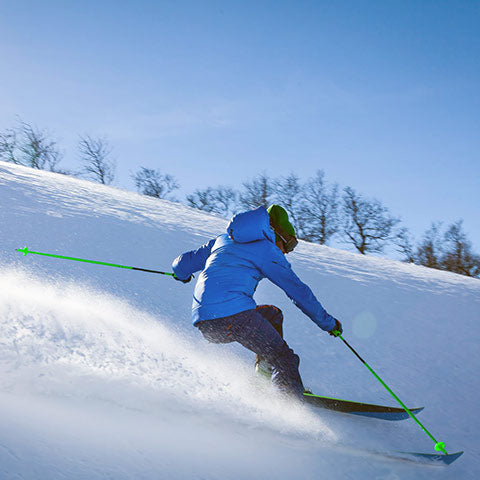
[1,162,479,479]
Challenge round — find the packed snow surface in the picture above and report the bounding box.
[0,162,479,479]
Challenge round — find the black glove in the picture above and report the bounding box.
[328,318,343,337]
[173,274,192,284]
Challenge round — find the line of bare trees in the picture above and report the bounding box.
[110,166,480,279]
[0,120,116,185]
[1,120,478,278]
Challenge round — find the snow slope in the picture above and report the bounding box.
[0,161,479,479]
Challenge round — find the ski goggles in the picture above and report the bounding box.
[269,220,298,253]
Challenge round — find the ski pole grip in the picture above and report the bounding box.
[16,247,29,256]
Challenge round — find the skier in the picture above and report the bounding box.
[172,204,343,400]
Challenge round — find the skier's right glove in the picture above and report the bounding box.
[328,318,343,337]
[173,274,192,284]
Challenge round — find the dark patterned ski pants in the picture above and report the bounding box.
[196,305,304,399]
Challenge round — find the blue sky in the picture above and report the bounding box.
[1,0,479,254]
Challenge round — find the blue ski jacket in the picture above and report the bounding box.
[172,206,336,331]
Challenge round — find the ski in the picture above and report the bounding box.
[365,448,464,466]
[303,392,424,420]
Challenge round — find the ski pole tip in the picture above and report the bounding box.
[435,442,447,455]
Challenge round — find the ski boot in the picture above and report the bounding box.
[255,356,273,381]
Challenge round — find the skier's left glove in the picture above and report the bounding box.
[328,318,343,337]
[173,274,192,284]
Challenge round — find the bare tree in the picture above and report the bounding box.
[395,227,416,263]
[342,186,400,254]
[273,172,305,236]
[78,135,115,185]
[440,220,480,277]
[186,187,216,213]
[0,121,62,171]
[0,128,19,163]
[412,221,480,277]
[186,186,238,218]
[133,167,179,200]
[299,170,340,244]
[415,222,443,269]
[239,172,275,210]
[212,185,239,218]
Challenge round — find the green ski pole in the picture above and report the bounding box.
[332,330,448,455]
[16,246,176,277]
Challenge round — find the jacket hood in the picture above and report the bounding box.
[227,206,276,244]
